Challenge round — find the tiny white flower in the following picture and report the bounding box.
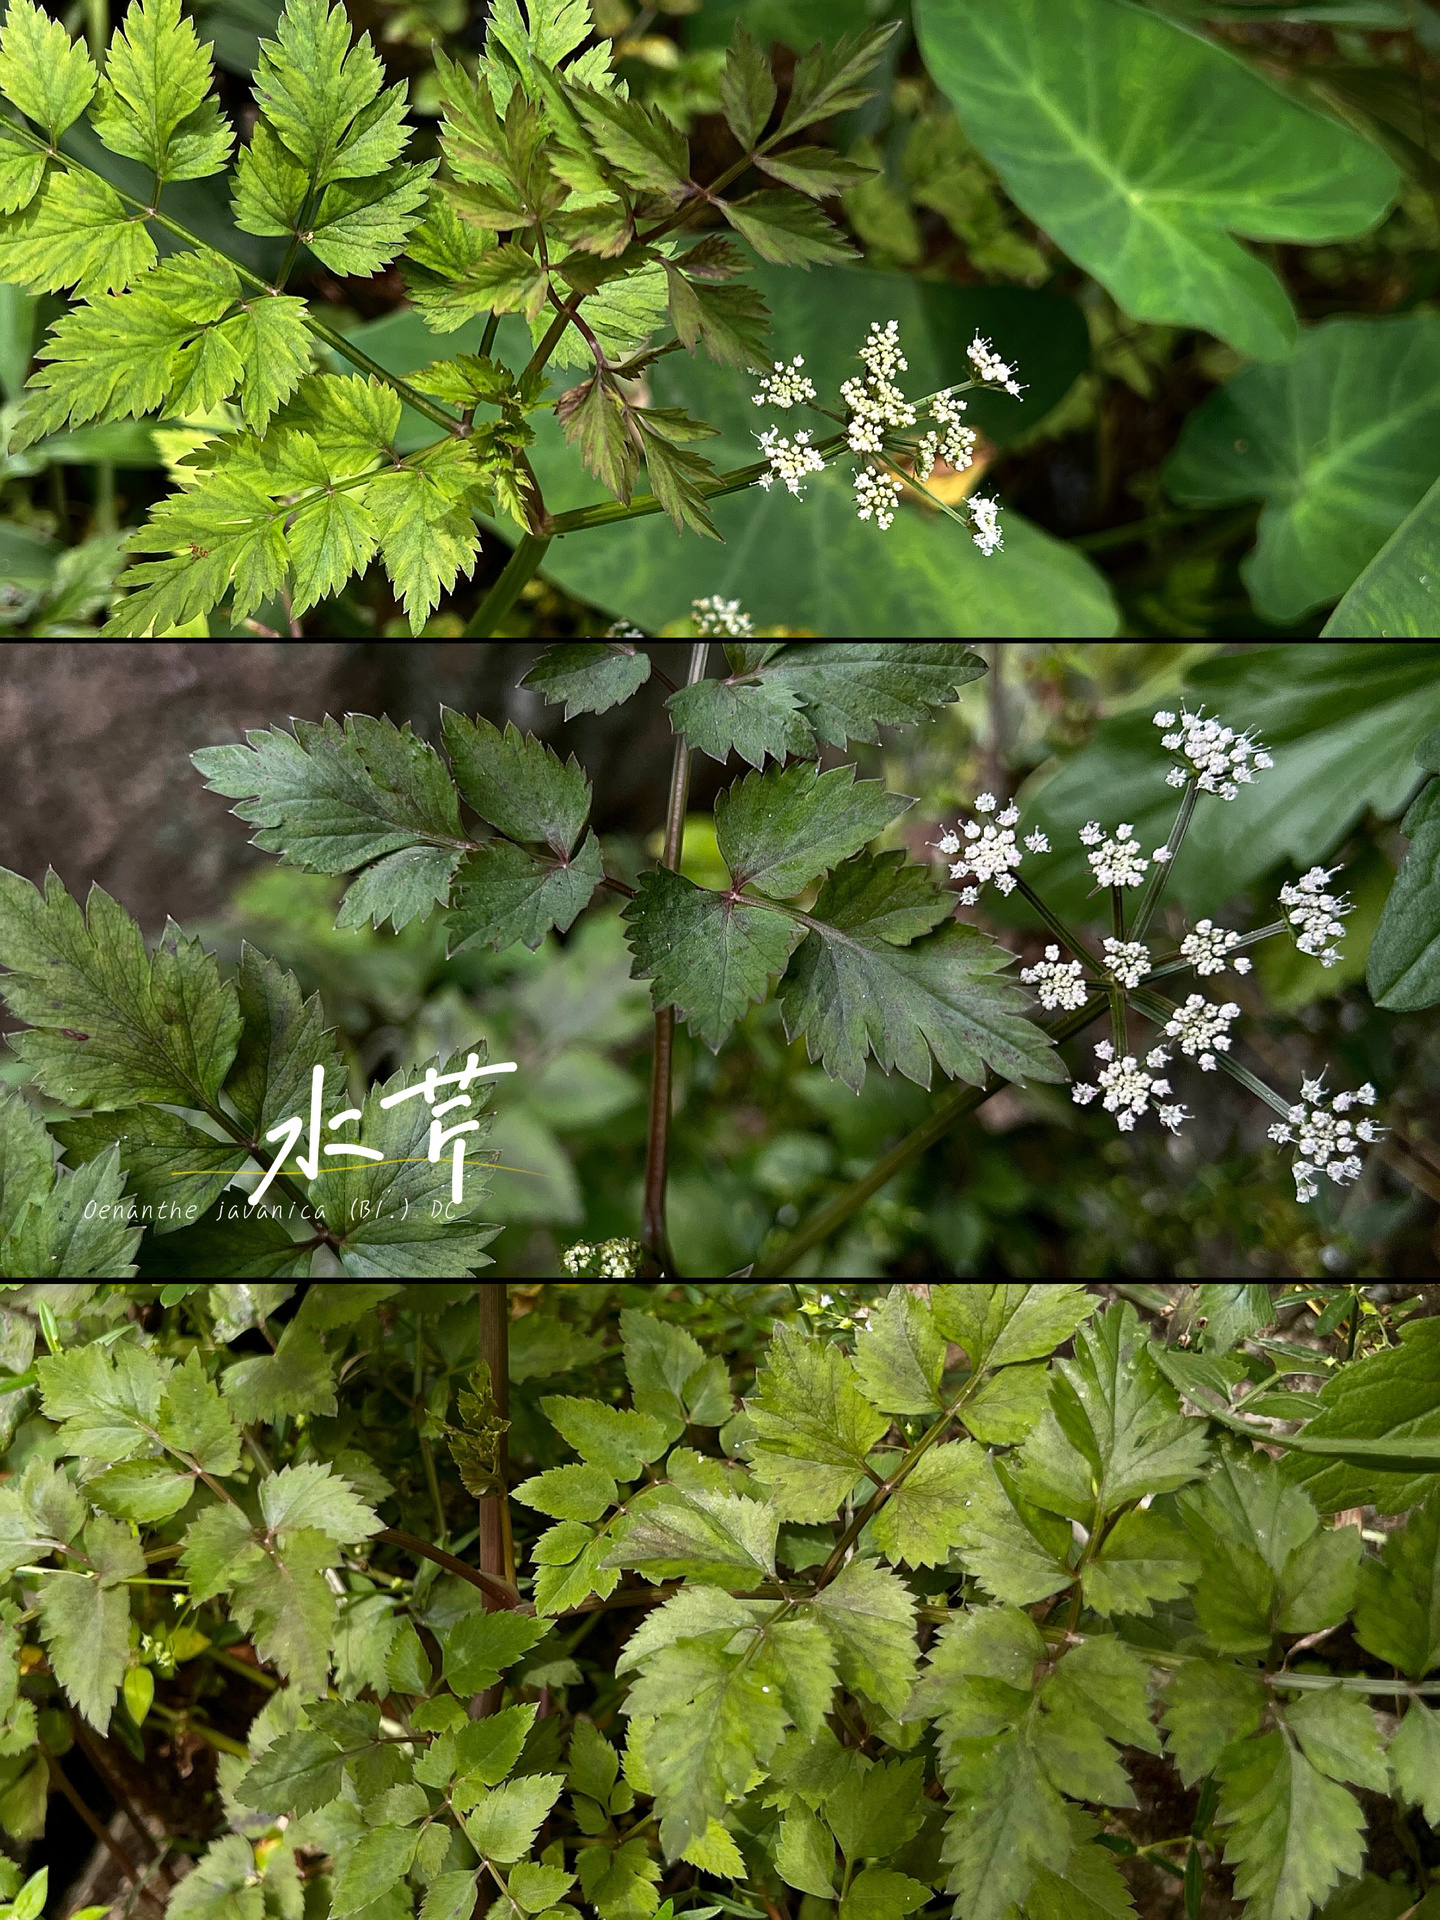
[752,355,817,411]
[1088,823,1149,889]
[1158,1104,1190,1133]
[691,596,753,638]
[1080,821,1104,846]
[998,803,1020,828]
[1152,846,1173,863]
[1071,1082,1099,1105]
[1279,864,1354,967]
[1158,704,1273,799]
[970,494,1003,556]
[1021,944,1088,1011]
[968,334,1025,398]
[1025,830,1050,854]
[1152,711,1176,727]
[1163,993,1241,1064]
[1094,1039,1115,1062]
[959,886,979,906]
[757,425,825,497]
[1145,1048,1170,1070]
[1181,919,1246,977]
[1270,1071,1384,1202]
[975,793,997,813]
[1103,937,1152,989]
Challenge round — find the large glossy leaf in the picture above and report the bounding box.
[1367,758,1440,1011]
[1323,472,1440,635]
[1165,316,1440,623]
[688,0,895,51]
[1008,643,1440,923]
[350,264,1114,638]
[913,0,1398,362]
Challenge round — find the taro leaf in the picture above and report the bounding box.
[1324,471,1440,636]
[349,268,1112,639]
[1165,315,1440,622]
[1367,768,1440,1010]
[1008,643,1440,923]
[914,0,1398,362]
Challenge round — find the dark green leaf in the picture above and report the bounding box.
[519,644,653,721]
[623,866,802,1051]
[714,762,912,898]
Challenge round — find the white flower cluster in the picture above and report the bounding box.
[1267,1076,1382,1203]
[560,1236,643,1277]
[757,425,825,497]
[1279,865,1354,967]
[605,620,645,638]
[842,320,917,456]
[752,355,816,411]
[1072,1040,1188,1133]
[854,466,903,529]
[691,596,753,637]
[1081,821,1150,888]
[1181,919,1252,977]
[1163,993,1241,1071]
[915,387,978,482]
[937,792,1025,900]
[968,333,1024,398]
[1021,944,1088,1011]
[1152,706,1274,798]
[1102,938,1152,989]
[970,494,1004,558]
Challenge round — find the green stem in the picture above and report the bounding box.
[462,532,552,637]
[753,993,1109,1278]
[1132,777,1199,941]
[85,0,107,65]
[1127,984,1292,1119]
[1141,919,1286,984]
[1012,878,1103,970]
[480,312,501,358]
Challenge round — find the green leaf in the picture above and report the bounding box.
[621,1308,731,1434]
[1016,1303,1209,1521]
[1277,1318,1440,1514]
[608,1487,777,1585]
[508,1866,575,1914]
[541,1398,667,1478]
[720,22,776,147]
[1165,316,1440,621]
[442,1611,551,1696]
[950,1454,1074,1604]
[1277,1525,1362,1634]
[1353,1491,1440,1675]
[0,0,96,138]
[1215,1732,1366,1920]
[0,168,157,298]
[332,1828,421,1917]
[1030,1637,1160,1807]
[871,1441,983,1570]
[307,1052,500,1280]
[778,21,898,138]
[1160,1660,1267,1787]
[253,0,399,185]
[463,1774,564,1862]
[49,1106,248,1240]
[260,1460,381,1540]
[0,1082,53,1241]
[91,0,232,181]
[1179,1451,1326,1652]
[780,894,1064,1096]
[1083,1506,1201,1618]
[169,1837,265,1920]
[513,1463,618,1522]
[915,0,1397,361]
[1025,1829,1138,1920]
[520,644,653,721]
[305,163,434,276]
[447,835,603,956]
[224,1321,337,1423]
[961,1364,1051,1446]
[665,676,813,771]
[36,1570,130,1729]
[714,763,911,900]
[1368,776,1440,1010]
[940,1728,1071,1920]
[746,1322,889,1521]
[158,1349,242,1473]
[1284,1691,1389,1793]
[0,1146,139,1280]
[534,1534,620,1616]
[776,1802,836,1898]
[225,944,348,1145]
[241,1729,351,1816]
[1390,1699,1440,1824]
[567,86,689,200]
[88,1460,195,1524]
[808,1558,917,1719]
[1323,471,1440,636]
[933,1281,1095,1370]
[36,1339,168,1461]
[852,1287,945,1416]
[231,1529,341,1693]
[368,463,483,638]
[825,1758,928,1863]
[623,866,802,1053]
[906,1598,1042,1731]
[452,1704,538,1797]
[574,1835,661,1920]
[440,710,591,854]
[191,713,462,908]
[0,870,240,1110]
[136,1200,310,1281]
[721,190,858,267]
[840,1871,929,1920]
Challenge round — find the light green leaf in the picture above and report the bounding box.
[1025,1828,1137,1920]
[840,1870,929,1920]
[231,1529,341,1693]
[871,1441,982,1570]
[1215,1733,1367,1920]
[915,0,1397,360]
[241,1728,351,1815]
[0,167,157,297]
[442,1611,552,1696]
[951,1455,1074,1605]
[608,1488,777,1585]
[463,1774,564,1862]
[1278,1318,1440,1515]
[746,1322,889,1521]
[1285,1691,1389,1793]
[941,1728,1071,1920]
[513,1463,618,1522]
[36,1570,130,1729]
[852,1288,944,1416]
[1165,316,1440,622]
[452,1705,538,1797]
[260,1462,381,1541]
[224,1321,338,1423]
[0,869,240,1110]
[158,1349,242,1473]
[933,1282,1096,1371]
[252,0,395,184]
[1030,1637,1160,1807]
[88,1460,196,1525]
[0,0,97,137]
[91,0,232,181]
[810,1559,917,1719]
[540,1398,668,1479]
[36,1339,168,1461]
[1083,1506,1201,1618]
[714,763,911,901]
[776,1801,837,1897]
[960,1364,1050,1446]
[534,1534,620,1616]
[624,866,802,1055]
[666,674,814,772]
[1160,1659,1267,1787]
[508,1866,575,1914]
[332,1827,421,1917]
[169,1836,265,1920]
[721,189,857,267]
[825,1758,928,1862]
[0,1083,53,1241]
[1389,1699,1440,1824]
[1324,472,1440,637]
[1278,1525,1362,1634]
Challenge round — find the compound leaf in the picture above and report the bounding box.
[714,763,911,900]
[746,1322,889,1521]
[624,866,802,1053]
[520,643,653,720]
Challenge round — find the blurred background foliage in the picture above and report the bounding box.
[1,640,1425,1281]
[5,0,1440,634]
